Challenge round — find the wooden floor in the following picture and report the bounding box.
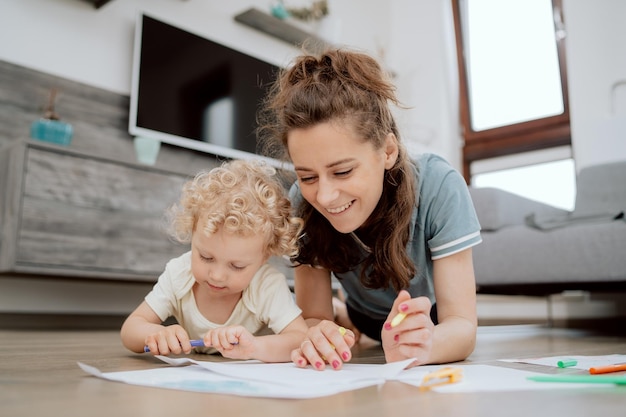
[1,324,625,417]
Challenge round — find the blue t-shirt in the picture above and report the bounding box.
[289,153,482,321]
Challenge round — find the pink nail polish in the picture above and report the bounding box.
[384,322,392,331]
[400,303,408,312]
[332,360,340,369]
[342,351,350,361]
[394,334,399,342]
[315,361,323,369]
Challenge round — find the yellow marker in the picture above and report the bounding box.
[321,327,348,361]
[390,312,407,328]
[328,327,347,351]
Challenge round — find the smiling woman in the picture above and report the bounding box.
[258,47,482,370]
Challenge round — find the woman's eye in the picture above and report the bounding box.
[336,169,352,177]
[299,176,316,183]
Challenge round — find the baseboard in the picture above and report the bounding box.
[0,313,126,330]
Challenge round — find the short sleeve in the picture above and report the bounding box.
[144,251,195,322]
[243,264,302,334]
[417,154,482,260]
[144,271,178,322]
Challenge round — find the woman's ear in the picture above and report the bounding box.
[383,133,399,169]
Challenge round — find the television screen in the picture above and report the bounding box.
[129,13,282,165]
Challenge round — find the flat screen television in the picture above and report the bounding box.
[129,13,283,166]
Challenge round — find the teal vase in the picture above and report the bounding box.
[30,118,73,146]
[30,88,73,146]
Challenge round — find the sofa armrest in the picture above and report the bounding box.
[469,187,571,231]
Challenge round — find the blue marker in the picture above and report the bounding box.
[143,339,205,353]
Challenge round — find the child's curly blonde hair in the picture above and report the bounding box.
[167,159,303,258]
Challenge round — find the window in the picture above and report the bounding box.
[452,0,570,181]
[473,153,576,211]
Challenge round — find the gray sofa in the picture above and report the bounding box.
[469,160,626,295]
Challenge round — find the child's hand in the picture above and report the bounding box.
[203,326,255,359]
[144,324,194,356]
[381,290,434,366]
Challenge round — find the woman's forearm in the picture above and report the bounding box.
[428,316,477,364]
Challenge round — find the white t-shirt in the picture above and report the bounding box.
[145,251,302,353]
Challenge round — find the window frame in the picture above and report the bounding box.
[451,0,571,181]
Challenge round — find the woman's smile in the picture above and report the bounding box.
[326,200,354,214]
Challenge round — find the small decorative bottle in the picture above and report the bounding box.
[30,88,73,146]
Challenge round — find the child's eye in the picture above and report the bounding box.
[231,264,246,271]
[200,255,213,262]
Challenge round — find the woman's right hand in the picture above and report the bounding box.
[291,320,356,370]
[143,324,193,356]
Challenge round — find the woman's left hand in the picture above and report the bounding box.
[381,290,434,366]
[291,320,356,370]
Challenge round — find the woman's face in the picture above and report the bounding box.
[287,121,398,234]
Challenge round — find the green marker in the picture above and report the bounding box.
[528,375,626,385]
[557,359,578,368]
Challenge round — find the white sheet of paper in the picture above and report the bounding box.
[155,355,413,387]
[78,362,380,399]
[499,354,626,370]
[78,358,608,398]
[391,364,602,392]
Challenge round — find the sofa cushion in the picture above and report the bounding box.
[473,221,626,287]
[524,160,626,230]
[573,160,626,217]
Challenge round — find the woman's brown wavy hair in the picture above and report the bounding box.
[258,48,418,291]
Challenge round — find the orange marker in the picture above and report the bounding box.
[589,363,626,374]
[420,367,463,391]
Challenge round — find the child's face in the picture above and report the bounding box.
[190,224,268,298]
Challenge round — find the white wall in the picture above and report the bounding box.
[0,0,299,95]
[563,0,626,170]
[1,0,622,175]
[0,0,460,167]
[386,0,463,168]
[0,0,393,95]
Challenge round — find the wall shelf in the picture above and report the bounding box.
[234,8,330,53]
[82,0,113,8]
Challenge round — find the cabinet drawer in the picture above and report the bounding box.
[1,142,189,280]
